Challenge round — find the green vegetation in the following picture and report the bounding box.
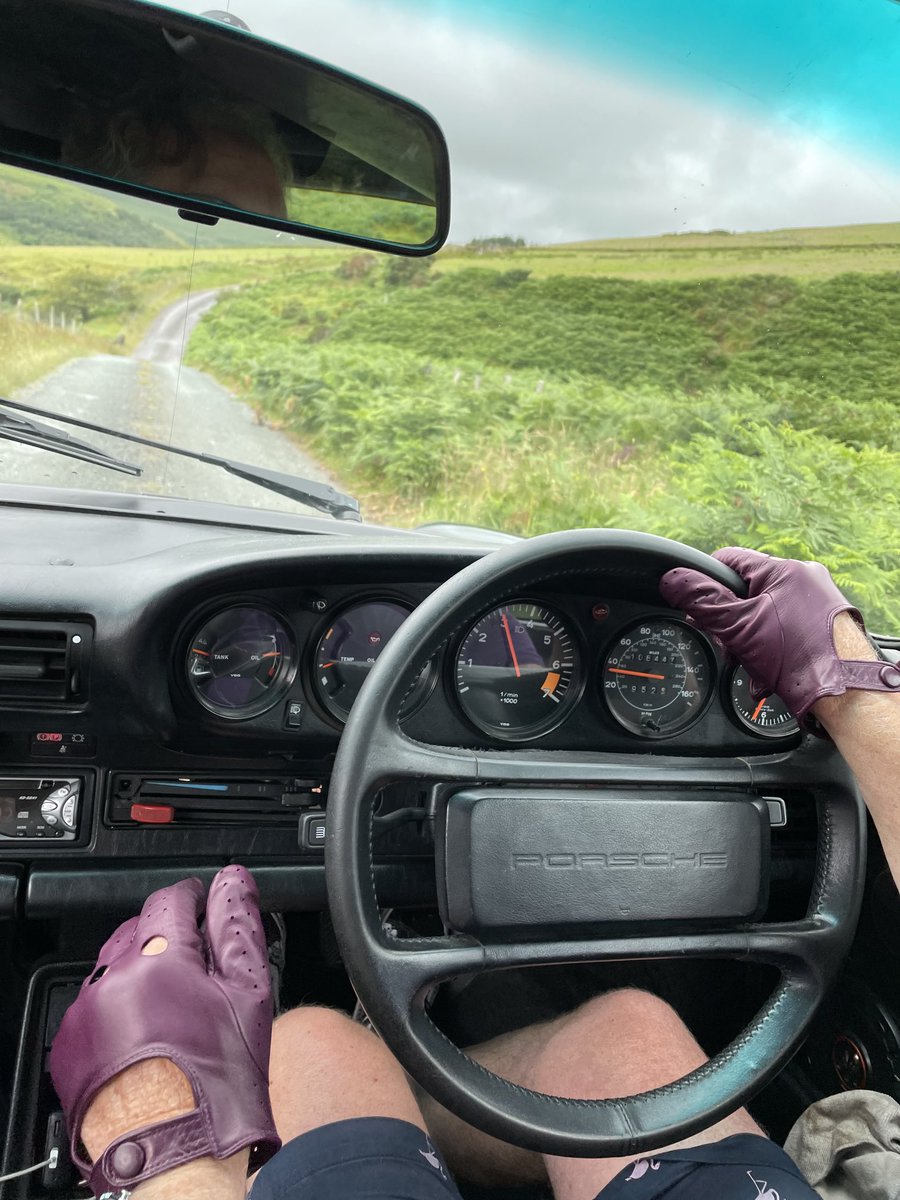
[0,313,106,394]
[288,189,436,246]
[1,163,898,626]
[0,164,188,247]
[186,245,900,628]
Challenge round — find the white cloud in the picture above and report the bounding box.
[172,0,900,242]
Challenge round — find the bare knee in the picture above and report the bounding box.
[272,1003,359,1058]
[268,1006,426,1138]
[567,987,693,1044]
[529,988,704,1100]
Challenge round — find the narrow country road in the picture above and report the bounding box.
[1,291,344,515]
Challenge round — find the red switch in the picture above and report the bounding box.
[130,803,175,825]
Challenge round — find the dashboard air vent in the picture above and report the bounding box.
[0,620,92,706]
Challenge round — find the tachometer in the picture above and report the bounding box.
[454,601,580,740]
[313,600,434,723]
[601,618,711,738]
[186,606,295,719]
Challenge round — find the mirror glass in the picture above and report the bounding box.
[0,0,448,252]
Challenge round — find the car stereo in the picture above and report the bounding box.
[0,776,81,841]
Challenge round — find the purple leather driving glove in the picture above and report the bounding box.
[659,547,900,730]
[49,865,280,1196]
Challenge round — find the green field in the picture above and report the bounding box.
[2,216,899,627]
[183,234,900,628]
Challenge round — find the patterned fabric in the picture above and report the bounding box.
[249,1117,463,1200]
[598,1134,820,1200]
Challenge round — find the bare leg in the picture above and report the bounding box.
[418,987,763,1200]
[248,1006,427,1191]
[266,1005,426,1141]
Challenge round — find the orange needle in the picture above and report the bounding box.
[191,649,209,656]
[260,652,280,659]
[609,668,665,680]
[501,613,521,678]
[751,696,767,722]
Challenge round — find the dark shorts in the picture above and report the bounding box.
[248,1119,820,1200]
[597,1133,821,1199]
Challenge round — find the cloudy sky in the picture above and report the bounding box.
[170,0,900,243]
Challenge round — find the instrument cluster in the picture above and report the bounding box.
[181,592,800,745]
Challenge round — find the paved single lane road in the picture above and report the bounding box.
[1,291,345,516]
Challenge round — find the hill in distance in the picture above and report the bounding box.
[0,163,285,249]
[443,220,900,281]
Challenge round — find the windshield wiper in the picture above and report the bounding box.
[0,408,141,475]
[0,397,361,521]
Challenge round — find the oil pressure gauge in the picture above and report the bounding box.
[729,666,799,739]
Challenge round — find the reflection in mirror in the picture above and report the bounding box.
[0,0,448,252]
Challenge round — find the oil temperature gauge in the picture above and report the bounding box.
[729,667,799,738]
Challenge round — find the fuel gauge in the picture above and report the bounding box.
[729,667,799,739]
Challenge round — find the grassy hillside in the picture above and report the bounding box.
[0,215,897,626]
[183,243,900,628]
[0,165,189,247]
[442,222,900,280]
[0,163,432,250]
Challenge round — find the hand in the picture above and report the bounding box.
[50,866,280,1197]
[659,547,900,728]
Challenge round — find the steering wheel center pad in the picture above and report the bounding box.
[326,529,865,1156]
[437,788,770,935]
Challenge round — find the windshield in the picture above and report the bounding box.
[2,0,900,627]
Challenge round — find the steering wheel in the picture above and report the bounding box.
[325,529,864,1157]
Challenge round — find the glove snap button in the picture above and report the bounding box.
[879,665,900,689]
[111,1141,145,1179]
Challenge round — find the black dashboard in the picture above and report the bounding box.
[0,491,846,922]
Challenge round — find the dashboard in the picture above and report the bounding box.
[175,584,800,752]
[0,493,844,922]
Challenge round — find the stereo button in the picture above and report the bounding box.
[61,797,77,827]
[45,815,58,826]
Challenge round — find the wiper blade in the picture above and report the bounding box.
[0,408,141,476]
[0,396,360,521]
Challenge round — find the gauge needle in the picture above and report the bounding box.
[751,696,767,722]
[609,668,665,680]
[501,613,521,678]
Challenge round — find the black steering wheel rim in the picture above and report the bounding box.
[325,529,865,1156]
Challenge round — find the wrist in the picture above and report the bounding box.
[84,1059,250,1200]
[83,1059,195,1162]
[128,1151,249,1200]
[812,612,899,736]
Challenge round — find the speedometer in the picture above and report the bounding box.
[455,601,581,739]
[601,619,712,738]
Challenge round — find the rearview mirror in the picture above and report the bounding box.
[0,0,450,254]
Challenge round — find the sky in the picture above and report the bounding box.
[168,0,900,244]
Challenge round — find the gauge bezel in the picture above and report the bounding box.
[451,597,585,743]
[725,665,801,740]
[308,595,437,727]
[184,602,297,721]
[600,615,714,739]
